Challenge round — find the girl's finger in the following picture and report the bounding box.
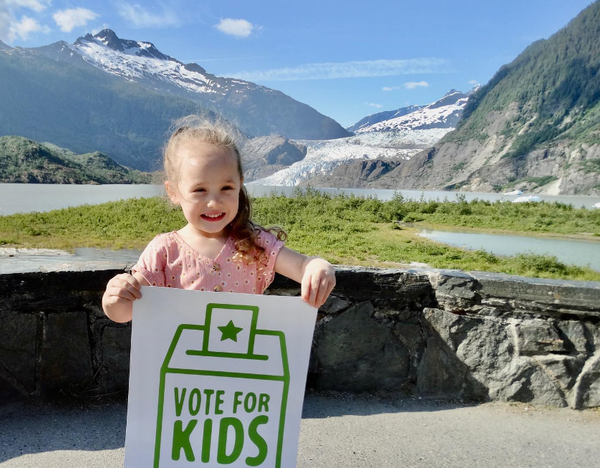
[108,278,141,300]
[116,276,142,299]
[315,278,329,308]
[301,273,312,303]
[125,274,142,291]
[105,292,132,305]
[109,286,137,302]
[309,276,320,307]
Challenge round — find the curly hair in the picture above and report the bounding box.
[164,116,286,267]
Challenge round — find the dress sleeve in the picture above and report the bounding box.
[255,229,285,289]
[131,235,167,287]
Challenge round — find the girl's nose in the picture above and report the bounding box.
[206,195,220,208]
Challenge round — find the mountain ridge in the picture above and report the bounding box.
[0,44,208,171]
[33,29,350,141]
[346,105,423,133]
[355,90,468,133]
[0,29,350,172]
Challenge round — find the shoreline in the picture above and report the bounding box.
[415,222,600,243]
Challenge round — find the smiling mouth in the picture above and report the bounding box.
[201,213,226,222]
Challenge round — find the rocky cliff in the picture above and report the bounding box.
[241,136,307,181]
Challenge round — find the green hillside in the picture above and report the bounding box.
[367,1,600,196]
[0,136,152,183]
[450,1,600,154]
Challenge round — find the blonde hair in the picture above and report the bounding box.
[163,116,286,266]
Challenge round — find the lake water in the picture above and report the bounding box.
[1,183,599,272]
[0,184,166,216]
[0,247,141,274]
[1,183,599,215]
[419,229,600,271]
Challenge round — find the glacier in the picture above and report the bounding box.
[250,130,451,186]
[252,90,471,187]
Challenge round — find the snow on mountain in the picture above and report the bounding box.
[66,29,234,96]
[346,104,423,133]
[466,84,481,96]
[250,131,438,186]
[355,90,469,133]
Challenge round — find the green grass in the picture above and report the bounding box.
[386,193,600,236]
[1,189,599,281]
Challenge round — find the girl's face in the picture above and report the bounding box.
[166,140,242,239]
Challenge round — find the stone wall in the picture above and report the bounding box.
[1,267,599,408]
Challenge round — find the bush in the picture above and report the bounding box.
[514,253,572,275]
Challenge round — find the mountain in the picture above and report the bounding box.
[355,2,600,195]
[0,42,208,171]
[355,90,469,133]
[33,30,350,141]
[0,30,349,172]
[0,136,152,183]
[346,105,423,133]
[347,89,471,135]
[253,90,469,186]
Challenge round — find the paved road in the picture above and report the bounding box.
[1,394,600,467]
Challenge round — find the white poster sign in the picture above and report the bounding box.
[124,287,317,468]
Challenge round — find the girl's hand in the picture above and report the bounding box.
[102,273,146,322]
[301,257,336,309]
[104,273,143,304]
[275,247,336,309]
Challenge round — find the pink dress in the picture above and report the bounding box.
[131,230,284,294]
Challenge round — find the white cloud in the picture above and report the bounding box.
[215,18,255,38]
[232,58,449,82]
[9,14,49,40]
[53,8,99,33]
[115,2,179,29]
[382,86,401,92]
[5,0,50,13]
[468,80,480,85]
[404,81,429,90]
[365,102,383,108]
[0,11,11,43]
[0,0,51,43]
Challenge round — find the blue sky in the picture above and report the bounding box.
[0,0,594,127]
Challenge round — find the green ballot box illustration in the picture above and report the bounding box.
[153,303,290,468]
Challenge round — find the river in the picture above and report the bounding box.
[419,229,600,272]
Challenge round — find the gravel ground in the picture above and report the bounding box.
[1,393,600,467]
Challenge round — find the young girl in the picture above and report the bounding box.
[102,117,336,323]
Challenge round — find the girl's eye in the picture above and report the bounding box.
[194,188,206,193]
[222,186,234,191]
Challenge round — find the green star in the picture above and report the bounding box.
[218,320,243,342]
